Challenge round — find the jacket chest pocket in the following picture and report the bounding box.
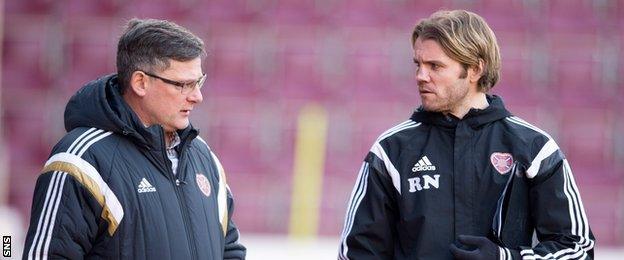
[179,155,221,221]
[181,155,219,202]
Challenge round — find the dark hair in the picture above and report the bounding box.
[116,18,205,93]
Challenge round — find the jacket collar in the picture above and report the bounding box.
[410,95,511,129]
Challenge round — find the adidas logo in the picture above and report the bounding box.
[137,178,156,193]
[412,156,436,172]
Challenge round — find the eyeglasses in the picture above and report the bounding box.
[141,71,206,94]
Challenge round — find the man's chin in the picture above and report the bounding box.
[176,121,190,130]
[164,122,190,132]
[421,104,441,112]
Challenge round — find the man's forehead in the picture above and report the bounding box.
[413,38,452,62]
[160,58,203,78]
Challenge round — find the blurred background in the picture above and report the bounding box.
[1,0,623,259]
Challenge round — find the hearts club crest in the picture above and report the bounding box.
[490,152,513,174]
[196,174,212,197]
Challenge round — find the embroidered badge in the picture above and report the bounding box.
[196,174,211,197]
[490,152,513,174]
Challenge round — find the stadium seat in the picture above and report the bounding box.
[546,0,599,33]
[557,106,615,175]
[3,16,53,90]
[5,0,54,15]
[64,0,120,17]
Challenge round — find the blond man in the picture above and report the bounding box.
[339,10,594,260]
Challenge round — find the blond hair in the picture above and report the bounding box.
[411,10,501,92]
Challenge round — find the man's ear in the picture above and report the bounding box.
[468,59,484,84]
[129,71,149,97]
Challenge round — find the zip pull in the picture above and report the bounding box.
[175,179,187,186]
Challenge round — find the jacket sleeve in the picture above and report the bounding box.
[223,186,246,260]
[338,153,399,260]
[209,147,246,259]
[22,171,102,259]
[514,144,595,259]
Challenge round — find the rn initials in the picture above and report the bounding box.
[407,174,440,192]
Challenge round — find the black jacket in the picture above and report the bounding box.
[339,96,594,259]
[23,75,246,259]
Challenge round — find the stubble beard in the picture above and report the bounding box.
[419,82,470,115]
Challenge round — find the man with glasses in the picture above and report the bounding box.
[23,18,246,259]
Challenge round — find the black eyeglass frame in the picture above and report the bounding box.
[141,71,206,93]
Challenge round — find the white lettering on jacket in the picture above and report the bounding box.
[407,174,440,192]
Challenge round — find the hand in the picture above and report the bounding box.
[449,235,499,260]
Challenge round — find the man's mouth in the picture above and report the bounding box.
[419,89,434,95]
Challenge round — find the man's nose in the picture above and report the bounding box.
[416,67,430,83]
[187,86,203,103]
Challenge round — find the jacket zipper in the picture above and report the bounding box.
[161,129,197,259]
